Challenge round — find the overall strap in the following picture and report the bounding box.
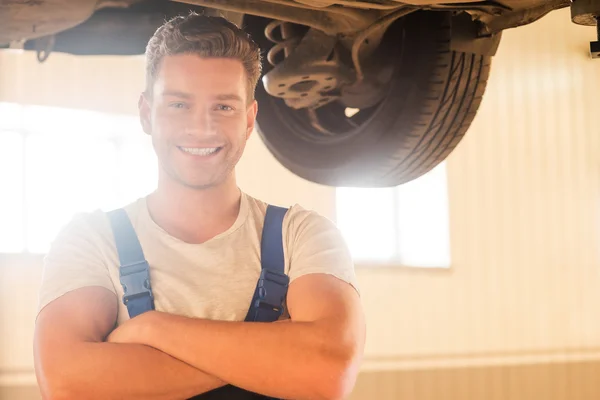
[107,208,155,318]
[245,205,290,323]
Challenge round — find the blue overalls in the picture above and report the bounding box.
[107,205,290,400]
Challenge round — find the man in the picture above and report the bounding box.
[33,12,365,400]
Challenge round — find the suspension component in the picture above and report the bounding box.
[264,20,302,67]
[262,23,353,110]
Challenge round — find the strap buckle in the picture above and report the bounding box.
[252,269,289,316]
[119,260,153,305]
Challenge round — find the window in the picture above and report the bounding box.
[336,163,451,268]
[0,103,156,254]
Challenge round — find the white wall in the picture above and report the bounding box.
[0,255,43,386]
[1,8,600,389]
[358,9,600,366]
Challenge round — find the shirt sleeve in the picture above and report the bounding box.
[285,206,360,295]
[37,212,116,318]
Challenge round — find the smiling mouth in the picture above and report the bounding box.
[178,146,222,156]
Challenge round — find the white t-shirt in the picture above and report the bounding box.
[37,192,359,326]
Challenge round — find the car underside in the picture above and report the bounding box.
[1,0,598,187]
[0,0,573,46]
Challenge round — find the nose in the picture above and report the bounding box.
[184,108,217,138]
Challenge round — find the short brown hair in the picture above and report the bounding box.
[145,12,262,102]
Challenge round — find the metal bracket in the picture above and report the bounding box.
[450,12,502,57]
[571,0,600,58]
[34,35,55,63]
[592,17,600,58]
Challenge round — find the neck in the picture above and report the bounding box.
[147,173,242,244]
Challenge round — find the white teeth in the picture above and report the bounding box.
[180,147,219,156]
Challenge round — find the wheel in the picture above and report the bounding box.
[246,11,493,187]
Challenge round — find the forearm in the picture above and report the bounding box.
[146,315,356,400]
[39,341,225,400]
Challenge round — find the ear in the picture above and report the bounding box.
[246,99,258,140]
[138,92,152,136]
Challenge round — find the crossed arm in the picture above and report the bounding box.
[34,273,365,400]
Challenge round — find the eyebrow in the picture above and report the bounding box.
[161,91,244,103]
[214,94,244,102]
[162,90,193,99]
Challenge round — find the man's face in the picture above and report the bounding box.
[140,54,257,190]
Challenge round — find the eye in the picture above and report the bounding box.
[215,104,234,111]
[169,102,188,109]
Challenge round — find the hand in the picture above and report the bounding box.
[107,310,157,345]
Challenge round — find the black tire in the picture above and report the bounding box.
[246,11,492,187]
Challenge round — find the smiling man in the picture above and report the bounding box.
[33,12,365,400]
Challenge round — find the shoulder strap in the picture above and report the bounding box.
[245,205,290,323]
[107,204,287,322]
[260,205,288,274]
[107,209,155,318]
